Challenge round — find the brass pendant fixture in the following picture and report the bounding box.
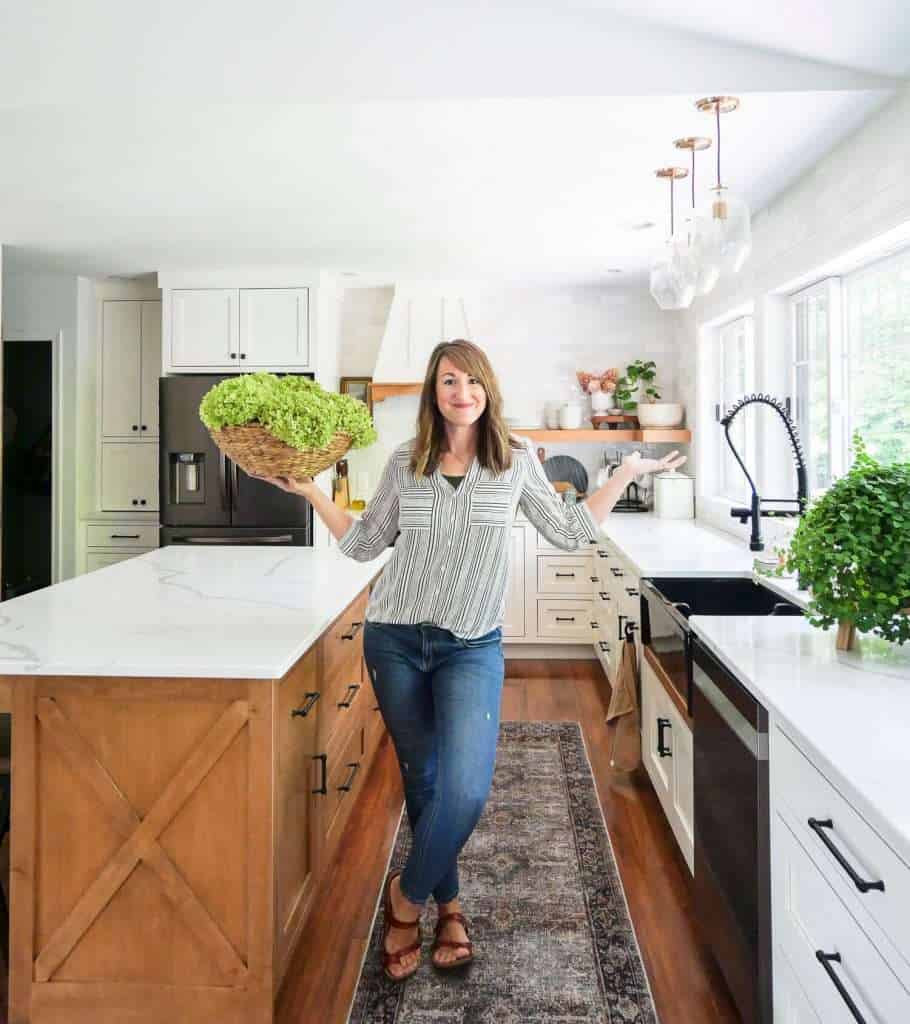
[649,167,697,311]
[674,136,720,296]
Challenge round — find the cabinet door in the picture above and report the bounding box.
[671,708,694,859]
[276,648,319,970]
[101,442,159,511]
[101,301,141,438]
[139,301,162,437]
[642,660,672,798]
[170,289,239,367]
[85,550,143,572]
[239,288,310,367]
[502,526,525,638]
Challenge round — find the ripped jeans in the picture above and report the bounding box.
[363,620,504,905]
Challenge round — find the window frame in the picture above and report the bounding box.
[716,315,756,504]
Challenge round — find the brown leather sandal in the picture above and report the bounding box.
[381,871,422,982]
[431,910,474,969]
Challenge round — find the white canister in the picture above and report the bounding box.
[558,402,584,430]
[653,470,694,519]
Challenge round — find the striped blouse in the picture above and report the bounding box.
[337,435,601,639]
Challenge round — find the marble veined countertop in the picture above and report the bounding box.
[0,545,392,679]
[691,614,910,865]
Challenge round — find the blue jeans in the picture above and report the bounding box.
[363,620,504,905]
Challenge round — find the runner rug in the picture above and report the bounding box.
[348,720,658,1023]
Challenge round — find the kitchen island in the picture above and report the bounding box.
[0,544,392,1024]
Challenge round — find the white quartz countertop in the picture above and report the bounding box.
[0,545,392,679]
[690,615,910,866]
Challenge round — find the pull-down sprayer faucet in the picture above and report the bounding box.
[721,393,808,551]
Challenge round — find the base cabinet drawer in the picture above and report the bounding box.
[775,948,822,1023]
[774,817,910,1023]
[86,523,159,548]
[537,598,595,640]
[321,723,366,858]
[85,550,150,572]
[537,554,593,595]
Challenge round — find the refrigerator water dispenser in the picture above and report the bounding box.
[171,453,206,504]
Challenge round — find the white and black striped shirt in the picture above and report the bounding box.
[337,435,600,639]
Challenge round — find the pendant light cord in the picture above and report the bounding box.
[715,102,722,189]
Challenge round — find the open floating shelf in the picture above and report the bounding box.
[369,382,422,403]
[509,428,691,443]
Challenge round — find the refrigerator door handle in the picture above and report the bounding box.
[219,452,230,511]
[230,460,239,511]
[170,534,295,545]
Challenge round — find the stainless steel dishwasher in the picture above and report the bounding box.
[692,637,771,1024]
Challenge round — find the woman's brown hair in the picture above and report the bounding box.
[410,339,520,478]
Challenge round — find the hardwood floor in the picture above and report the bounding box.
[279,657,743,1023]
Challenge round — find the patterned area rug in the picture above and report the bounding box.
[348,721,658,1024]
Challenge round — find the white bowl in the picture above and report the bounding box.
[636,402,684,429]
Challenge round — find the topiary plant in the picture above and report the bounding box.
[199,373,377,450]
[783,435,910,649]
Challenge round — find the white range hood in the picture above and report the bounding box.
[371,286,471,383]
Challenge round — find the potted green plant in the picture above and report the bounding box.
[782,436,910,650]
[618,360,684,428]
[199,372,377,480]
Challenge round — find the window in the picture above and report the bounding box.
[717,316,754,503]
[845,250,910,465]
[789,248,910,493]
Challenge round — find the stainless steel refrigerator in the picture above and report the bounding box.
[159,374,314,547]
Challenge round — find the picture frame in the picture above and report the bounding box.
[339,376,373,415]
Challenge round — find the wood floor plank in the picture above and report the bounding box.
[276,658,739,1024]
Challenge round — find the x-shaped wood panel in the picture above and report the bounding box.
[34,697,250,984]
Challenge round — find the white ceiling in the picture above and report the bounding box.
[0,1,905,283]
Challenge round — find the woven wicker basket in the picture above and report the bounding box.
[208,424,352,480]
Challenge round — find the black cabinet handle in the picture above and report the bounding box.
[132,499,138,506]
[598,640,611,654]
[596,549,609,557]
[657,718,672,757]
[338,761,360,792]
[618,613,627,640]
[590,621,598,629]
[311,753,327,795]
[139,499,147,506]
[230,352,237,359]
[611,567,624,577]
[291,691,320,718]
[110,534,140,540]
[555,616,576,622]
[341,620,363,640]
[815,951,867,1023]
[141,424,147,431]
[807,818,885,893]
[590,576,598,582]
[240,352,247,360]
[338,683,361,708]
[554,572,576,578]
[626,587,639,597]
[132,424,138,431]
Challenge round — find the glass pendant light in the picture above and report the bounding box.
[650,167,697,311]
[695,96,752,275]
[674,136,720,296]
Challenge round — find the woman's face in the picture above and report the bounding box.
[435,355,487,428]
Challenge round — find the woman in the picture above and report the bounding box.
[256,340,685,982]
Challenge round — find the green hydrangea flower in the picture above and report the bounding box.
[198,373,377,450]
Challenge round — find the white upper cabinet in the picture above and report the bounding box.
[166,286,312,371]
[239,288,309,367]
[170,289,239,368]
[101,300,161,439]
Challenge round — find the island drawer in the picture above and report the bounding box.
[772,726,910,978]
[322,589,368,683]
[319,653,365,752]
[322,719,366,855]
[537,598,596,641]
[537,554,593,595]
[774,815,910,1022]
[86,523,159,548]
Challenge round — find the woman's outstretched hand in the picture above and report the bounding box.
[622,450,687,478]
[250,472,314,496]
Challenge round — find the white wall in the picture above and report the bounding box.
[339,282,684,499]
[1,261,86,580]
[681,81,910,544]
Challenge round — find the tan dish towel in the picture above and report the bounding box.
[606,631,641,773]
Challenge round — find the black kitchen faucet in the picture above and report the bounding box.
[721,393,809,551]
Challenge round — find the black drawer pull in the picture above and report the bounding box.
[338,761,361,792]
[311,753,327,795]
[657,718,672,757]
[815,951,867,1023]
[610,567,624,577]
[110,534,141,540]
[598,640,611,654]
[590,576,598,582]
[626,587,639,597]
[291,691,320,718]
[338,683,361,708]
[598,591,610,601]
[555,616,576,622]
[808,818,885,893]
[597,550,609,558]
[341,620,363,640]
[554,571,576,578]
[590,621,598,629]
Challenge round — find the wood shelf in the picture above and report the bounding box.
[512,428,691,443]
[369,382,422,403]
